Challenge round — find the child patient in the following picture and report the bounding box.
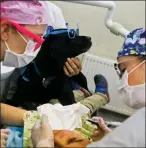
[2,73,110,147]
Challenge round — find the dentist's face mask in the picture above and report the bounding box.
[2,19,44,68]
[118,60,145,109]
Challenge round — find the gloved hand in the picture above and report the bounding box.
[31,115,54,147]
[92,117,112,141]
[0,129,11,148]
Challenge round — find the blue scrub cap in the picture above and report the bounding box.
[118,28,146,57]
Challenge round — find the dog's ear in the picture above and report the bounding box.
[34,34,68,77]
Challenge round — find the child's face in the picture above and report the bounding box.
[0,21,47,62]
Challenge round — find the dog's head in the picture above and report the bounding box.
[35,29,92,77]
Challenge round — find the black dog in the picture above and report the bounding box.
[7,29,92,110]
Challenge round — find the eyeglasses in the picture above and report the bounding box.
[114,63,125,79]
[1,18,44,51]
[114,57,143,79]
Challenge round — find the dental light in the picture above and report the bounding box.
[63,1,130,38]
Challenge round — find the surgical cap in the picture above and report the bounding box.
[0,1,50,25]
[118,28,146,57]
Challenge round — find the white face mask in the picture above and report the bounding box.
[3,31,41,68]
[118,60,145,109]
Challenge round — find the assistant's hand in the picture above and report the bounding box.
[31,115,54,147]
[54,130,90,148]
[0,129,11,148]
[64,58,82,77]
[92,117,112,141]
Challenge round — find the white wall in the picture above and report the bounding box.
[52,1,145,60]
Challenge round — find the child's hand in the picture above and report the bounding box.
[0,129,11,148]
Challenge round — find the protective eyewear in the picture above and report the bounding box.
[44,23,79,39]
[114,57,143,79]
[114,63,126,79]
[1,18,44,51]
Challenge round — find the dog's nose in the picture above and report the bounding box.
[87,36,91,41]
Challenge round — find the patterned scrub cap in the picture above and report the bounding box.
[118,28,146,57]
[0,1,50,25]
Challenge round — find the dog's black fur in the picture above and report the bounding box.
[7,29,92,110]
